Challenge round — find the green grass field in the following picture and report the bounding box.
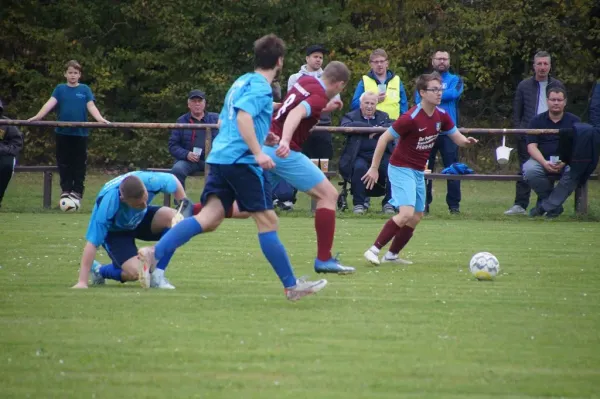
[1,173,599,398]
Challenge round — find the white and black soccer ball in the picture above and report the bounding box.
[59,197,80,212]
[469,252,500,280]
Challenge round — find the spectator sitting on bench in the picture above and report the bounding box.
[524,86,580,218]
[0,98,24,208]
[168,90,219,190]
[339,91,395,214]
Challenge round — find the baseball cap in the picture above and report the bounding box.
[306,44,328,56]
[188,90,206,100]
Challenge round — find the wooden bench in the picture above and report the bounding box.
[425,173,598,215]
[14,165,59,209]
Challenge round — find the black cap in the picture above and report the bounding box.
[188,90,206,100]
[306,44,327,56]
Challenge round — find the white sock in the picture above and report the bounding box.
[385,251,397,259]
[369,246,380,254]
[152,268,164,278]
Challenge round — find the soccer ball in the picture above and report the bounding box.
[469,252,500,280]
[59,197,80,212]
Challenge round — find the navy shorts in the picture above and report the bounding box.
[102,206,165,268]
[201,163,273,213]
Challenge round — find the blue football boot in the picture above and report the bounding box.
[314,253,356,275]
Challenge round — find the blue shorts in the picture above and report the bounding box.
[262,145,326,192]
[201,163,273,213]
[388,165,426,212]
[103,206,164,268]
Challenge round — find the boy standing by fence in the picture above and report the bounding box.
[29,60,109,207]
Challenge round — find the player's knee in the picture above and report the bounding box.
[412,212,424,224]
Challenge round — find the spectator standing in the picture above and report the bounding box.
[0,98,24,208]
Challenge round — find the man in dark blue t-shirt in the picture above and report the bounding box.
[523,86,580,217]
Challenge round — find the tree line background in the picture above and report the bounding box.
[1,0,599,171]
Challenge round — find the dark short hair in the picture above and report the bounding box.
[547,85,567,99]
[431,49,450,58]
[120,175,146,200]
[65,60,82,72]
[254,34,286,70]
[415,72,442,93]
[322,61,350,83]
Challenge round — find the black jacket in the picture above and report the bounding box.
[0,116,24,157]
[589,79,600,128]
[513,75,563,128]
[338,109,393,183]
[559,123,600,185]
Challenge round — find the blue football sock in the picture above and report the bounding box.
[156,250,174,271]
[258,231,296,288]
[155,217,203,260]
[99,264,123,282]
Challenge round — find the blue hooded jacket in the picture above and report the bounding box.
[414,70,463,125]
[351,70,408,115]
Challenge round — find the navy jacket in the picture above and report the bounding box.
[513,75,563,128]
[589,80,600,128]
[168,112,219,161]
[338,109,393,183]
[0,116,24,157]
[564,123,600,185]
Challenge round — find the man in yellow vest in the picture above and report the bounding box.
[351,48,408,120]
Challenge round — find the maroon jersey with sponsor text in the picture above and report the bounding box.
[389,104,456,171]
[270,76,329,151]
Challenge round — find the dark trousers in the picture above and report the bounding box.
[55,134,88,197]
[170,159,205,189]
[512,135,532,209]
[426,134,460,210]
[301,132,333,160]
[0,155,15,205]
[351,155,391,207]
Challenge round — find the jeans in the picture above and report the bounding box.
[523,158,577,213]
[512,135,532,209]
[351,155,391,208]
[425,134,460,210]
[170,159,205,189]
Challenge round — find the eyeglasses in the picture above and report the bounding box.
[424,88,444,94]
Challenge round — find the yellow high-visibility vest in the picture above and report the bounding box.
[363,75,401,119]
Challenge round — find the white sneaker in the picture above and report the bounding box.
[363,249,381,266]
[137,247,157,289]
[504,205,526,215]
[90,260,105,285]
[285,277,328,301]
[150,269,175,289]
[382,255,413,265]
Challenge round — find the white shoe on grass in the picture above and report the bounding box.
[363,249,381,266]
[381,255,413,265]
[137,247,157,289]
[285,277,328,301]
[504,205,526,215]
[150,268,175,289]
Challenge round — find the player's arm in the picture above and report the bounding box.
[87,101,110,124]
[73,242,98,289]
[448,128,478,147]
[73,208,110,288]
[361,130,396,190]
[28,97,58,121]
[237,110,275,169]
[276,104,307,158]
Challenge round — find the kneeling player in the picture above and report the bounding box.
[72,171,192,289]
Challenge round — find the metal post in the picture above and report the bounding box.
[43,171,53,209]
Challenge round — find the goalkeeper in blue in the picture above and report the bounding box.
[137,34,328,301]
[72,171,193,289]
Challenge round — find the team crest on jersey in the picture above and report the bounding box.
[435,122,441,132]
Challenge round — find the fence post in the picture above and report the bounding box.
[43,170,53,209]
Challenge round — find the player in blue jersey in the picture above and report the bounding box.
[72,171,192,289]
[138,34,328,301]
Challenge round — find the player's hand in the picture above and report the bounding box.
[255,152,276,170]
[187,152,200,162]
[275,140,291,158]
[361,167,379,190]
[72,281,88,289]
[264,132,280,146]
[464,137,478,147]
[323,99,344,113]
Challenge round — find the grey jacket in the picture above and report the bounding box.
[513,75,563,128]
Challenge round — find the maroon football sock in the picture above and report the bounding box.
[389,225,415,254]
[374,219,402,249]
[315,208,336,261]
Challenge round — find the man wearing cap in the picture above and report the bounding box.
[351,48,408,120]
[287,44,343,160]
[0,98,24,208]
[168,90,219,190]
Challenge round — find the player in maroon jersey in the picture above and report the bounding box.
[362,72,478,265]
[262,61,355,274]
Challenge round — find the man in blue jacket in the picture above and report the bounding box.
[168,90,219,189]
[590,78,600,128]
[415,50,464,214]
